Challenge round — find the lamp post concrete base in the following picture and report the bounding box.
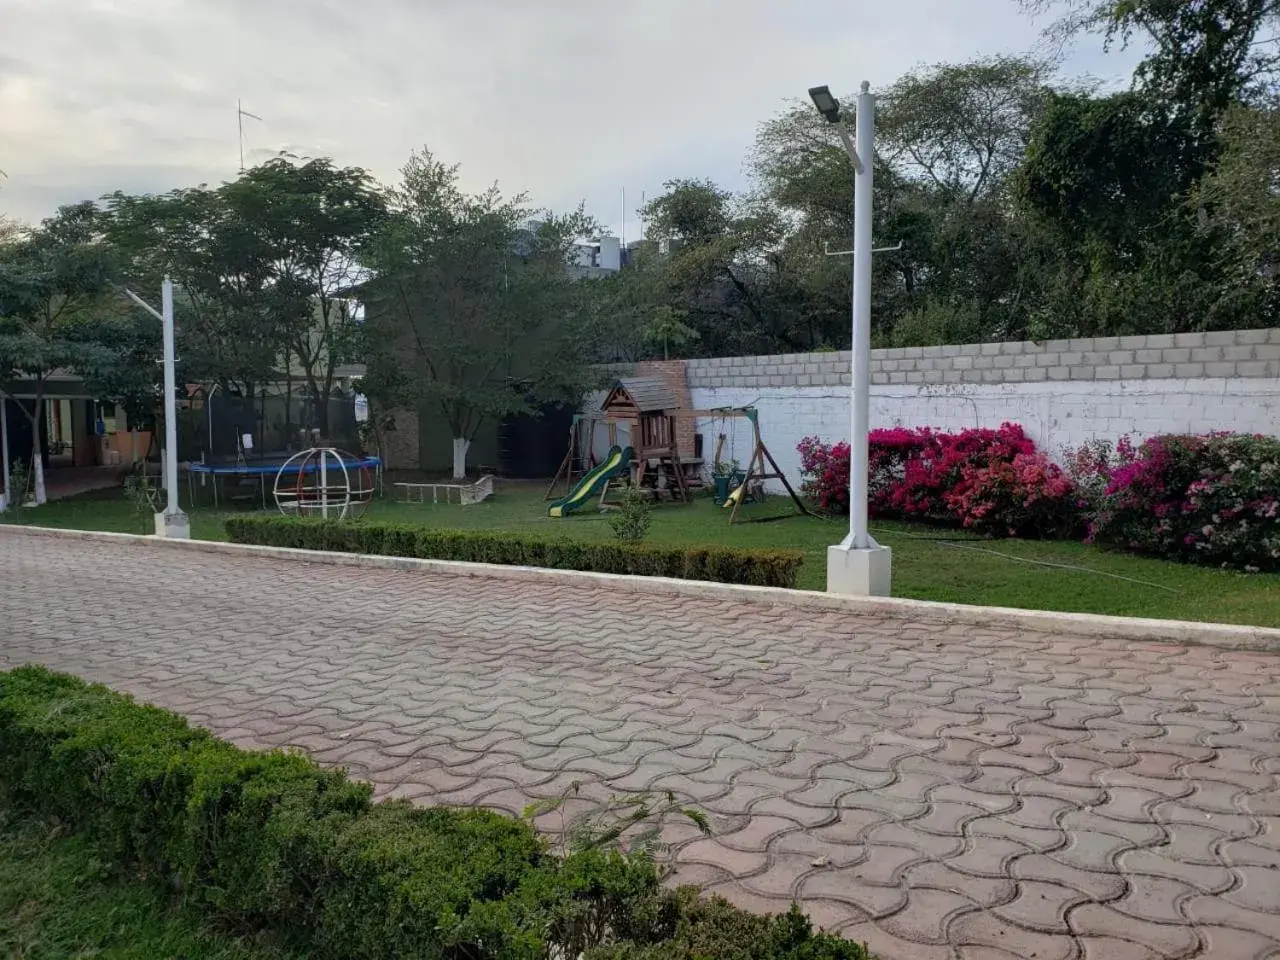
[826,542,892,597]
[154,510,190,540]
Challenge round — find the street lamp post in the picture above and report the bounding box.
[125,278,189,539]
[809,82,892,596]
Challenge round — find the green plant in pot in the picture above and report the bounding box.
[712,458,742,505]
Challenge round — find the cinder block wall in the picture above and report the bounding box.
[682,329,1280,491]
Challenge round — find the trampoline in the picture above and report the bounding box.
[187,454,382,508]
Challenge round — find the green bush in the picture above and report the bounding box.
[608,485,652,544]
[1089,432,1280,570]
[0,667,865,960]
[585,888,867,960]
[225,516,803,588]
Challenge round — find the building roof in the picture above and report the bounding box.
[604,377,676,413]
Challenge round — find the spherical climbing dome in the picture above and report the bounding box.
[273,447,374,519]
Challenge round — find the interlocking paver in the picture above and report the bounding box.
[2,531,1279,959]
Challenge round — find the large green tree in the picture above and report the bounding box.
[103,186,285,398]
[221,156,385,434]
[362,149,601,478]
[0,204,118,503]
[751,56,1056,346]
[638,180,796,355]
[1026,0,1280,126]
[1192,98,1280,322]
[105,156,384,441]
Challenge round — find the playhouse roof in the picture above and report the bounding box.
[602,377,676,414]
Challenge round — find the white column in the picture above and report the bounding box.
[849,82,874,550]
[827,81,891,596]
[155,277,190,538]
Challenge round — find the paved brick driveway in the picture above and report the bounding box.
[2,532,1279,960]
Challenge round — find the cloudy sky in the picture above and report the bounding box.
[1,0,1141,235]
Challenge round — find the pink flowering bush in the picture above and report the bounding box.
[1063,436,1137,514]
[1089,433,1280,570]
[945,453,1078,537]
[797,435,850,514]
[799,423,1070,537]
[881,423,1036,522]
[801,425,1279,566]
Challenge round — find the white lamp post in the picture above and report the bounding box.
[809,82,892,596]
[125,278,190,539]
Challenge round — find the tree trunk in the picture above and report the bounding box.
[30,388,47,506]
[451,437,470,480]
[283,346,294,447]
[0,394,9,512]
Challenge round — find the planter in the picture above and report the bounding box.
[713,472,748,505]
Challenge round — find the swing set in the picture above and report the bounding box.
[544,384,813,524]
[705,405,814,523]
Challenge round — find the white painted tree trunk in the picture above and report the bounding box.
[0,395,9,513]
[31,427,46,505]
[451,437,470,480]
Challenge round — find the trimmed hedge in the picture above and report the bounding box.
[0,667,866,960]
[224,515,804,588]
[585,888,868,959]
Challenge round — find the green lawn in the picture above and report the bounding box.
[4,480,1279,628]
[0,809,299,960]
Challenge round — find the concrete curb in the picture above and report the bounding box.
[5,524,1280,652]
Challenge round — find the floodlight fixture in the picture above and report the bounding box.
[808,85,841,123]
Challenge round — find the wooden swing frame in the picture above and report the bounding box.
[545,404,814,524]
[543,414,616,501]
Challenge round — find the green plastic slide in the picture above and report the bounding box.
[548,445,633,517]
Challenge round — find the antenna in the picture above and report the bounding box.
[237,99,263,171]
[621,187,626,248]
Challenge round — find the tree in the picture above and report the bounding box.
[751,56,1056,345]
[639,180,796,355]
[0,204,117,503]
[362,149,601,479]
[1018,91,1201,255]
[1192,98,1280,319]
[105,157,384,441]
[878,56,1054,202]
[642,305,699,360]
[222,157,385,435]
[103,186,286,399]
[1025,0,1280,128]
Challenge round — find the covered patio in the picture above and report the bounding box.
[1,374,150,507]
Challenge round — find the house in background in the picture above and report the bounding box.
[0,372,150,508]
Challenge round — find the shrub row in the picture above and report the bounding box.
[0,666,866,960]
[225,515,804,588]
[799,427,1280,570]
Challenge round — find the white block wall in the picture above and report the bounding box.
[593,329,1280,492]
[691,378,1280,494]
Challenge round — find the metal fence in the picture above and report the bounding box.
[181,384,360,463]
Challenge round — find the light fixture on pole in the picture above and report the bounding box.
[124,279,190,539]
[810,81,891,597]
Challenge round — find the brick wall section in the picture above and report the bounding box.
[379,406,420,470]
[683,329,1280,389]
[621,359,697,458]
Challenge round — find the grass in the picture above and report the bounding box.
[4,478,1279,628]
[0,809,299,960]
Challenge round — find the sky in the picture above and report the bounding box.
[0,0,1143,236]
